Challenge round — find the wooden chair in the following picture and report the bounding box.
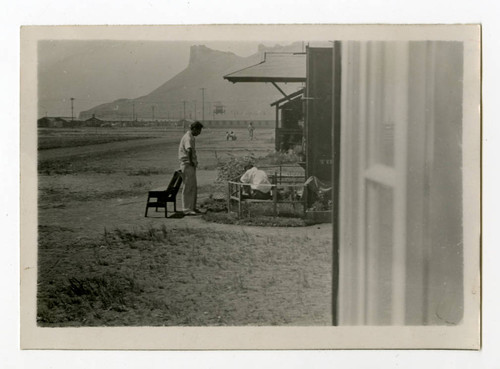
[144,170,183,217]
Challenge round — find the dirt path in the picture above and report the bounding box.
[40,187,332,241]
[39,127,274,162]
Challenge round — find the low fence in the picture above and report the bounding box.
[227,165,306,218]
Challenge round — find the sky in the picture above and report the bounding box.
[37,40,272,118]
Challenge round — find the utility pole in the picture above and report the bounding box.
[70,97,75,121]
[132,103,135,122]
[152,105,155,121]
[182,101,187,131]
[200,88,205,123]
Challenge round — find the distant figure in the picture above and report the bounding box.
[229,131,237,141]
[248,122,255,140]
[178,121,204,215]
[240,163,272,200]
[225,131,230,141]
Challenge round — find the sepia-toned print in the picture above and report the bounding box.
[20,24,481,349]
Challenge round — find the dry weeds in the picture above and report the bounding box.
[37,224,332,326]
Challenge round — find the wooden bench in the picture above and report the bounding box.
[144,170,183,218]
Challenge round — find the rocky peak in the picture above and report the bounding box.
[258,42,304,53]
[188,45,237,66]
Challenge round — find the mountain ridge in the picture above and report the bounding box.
[79,43,304,121]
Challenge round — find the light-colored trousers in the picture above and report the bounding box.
[180,163,197,212]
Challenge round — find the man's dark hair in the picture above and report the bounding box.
[244,163,254,171]
[190,121,204,130]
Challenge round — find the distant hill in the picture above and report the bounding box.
[79,43,305,121]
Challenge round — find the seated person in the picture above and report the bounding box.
[240,164,272,200]
[304,175,332,206]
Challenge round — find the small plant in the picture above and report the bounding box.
[200,194,227,213]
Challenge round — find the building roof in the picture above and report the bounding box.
[224,53,306,83]
[85,115,104,122]
[37,117,68,123]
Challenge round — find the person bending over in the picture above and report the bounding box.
[240,163,272,200]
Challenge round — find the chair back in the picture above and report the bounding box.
[166,170,183,198]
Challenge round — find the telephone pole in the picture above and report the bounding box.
[182,101,187,131]
[132,103,135,121]
[70,97,75,121]
[152,105,155,121]
[200,88,205,123]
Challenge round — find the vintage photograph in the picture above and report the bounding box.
[20,25,481,349]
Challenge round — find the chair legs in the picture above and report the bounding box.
[145,196,179,218]
[145,195,151,217]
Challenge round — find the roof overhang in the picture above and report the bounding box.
[224,52,306,83]
[270,88,305,107]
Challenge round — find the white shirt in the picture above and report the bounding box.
[178,130,197,166]
[240,167,272,193]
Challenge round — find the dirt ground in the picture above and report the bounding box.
[37,127,333,326]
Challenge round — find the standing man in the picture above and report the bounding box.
[248,122,254,140]
[178,121,203,215]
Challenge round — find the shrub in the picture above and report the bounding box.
[258,151,300,166]
[216,154,256,182]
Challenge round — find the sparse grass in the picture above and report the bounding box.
[199,196,227,213]
[38,135,154,150]
[127,168,165,176]
[199,163,218,170]
[202,212,318,227]
[39,185,146,205]
[37,224,331,326]
[131,179,150,189]
[38,159,93,175]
